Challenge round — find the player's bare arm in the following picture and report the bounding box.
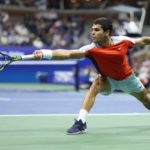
[135,36,150,46]
[33,49,86,60]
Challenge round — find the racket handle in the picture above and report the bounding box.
[21,54,34,60]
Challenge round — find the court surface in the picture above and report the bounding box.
[0,84,150,150]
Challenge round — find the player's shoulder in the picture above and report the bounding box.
[79,42,96,51]
[111,36,135,44]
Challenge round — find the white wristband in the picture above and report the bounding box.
[40,49,53,59]
[21,54,34,60]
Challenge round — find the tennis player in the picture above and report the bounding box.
[32,17,150,135]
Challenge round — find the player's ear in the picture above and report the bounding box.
[105,30,110,36]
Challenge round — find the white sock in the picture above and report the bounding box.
[76,109,88,123]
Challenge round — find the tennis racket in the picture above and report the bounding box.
[0,51,34,71]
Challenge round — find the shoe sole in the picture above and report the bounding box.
[66,129,87,135]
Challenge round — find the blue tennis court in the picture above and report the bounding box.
[0,86,149,115]
[0,84,150,150]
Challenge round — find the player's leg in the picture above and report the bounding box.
[130,88,150,110]
[80,74,111,113]
[119,73,150,110]
[67,74,111,135]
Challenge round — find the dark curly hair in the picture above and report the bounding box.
[93,17,113,35]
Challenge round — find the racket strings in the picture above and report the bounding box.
[0,54,12,70]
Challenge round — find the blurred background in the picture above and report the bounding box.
[0,0,149,91]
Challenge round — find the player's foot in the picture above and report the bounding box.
[67,119,87,135]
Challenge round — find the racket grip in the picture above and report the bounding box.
[21,54,34,60]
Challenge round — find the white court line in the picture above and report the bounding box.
[0,97,11,101]
[0,113,150,117]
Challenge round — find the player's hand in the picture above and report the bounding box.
[33,50,43,60]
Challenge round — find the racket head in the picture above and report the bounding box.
[0,52,21,71]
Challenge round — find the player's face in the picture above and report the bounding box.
[91,24,109,43]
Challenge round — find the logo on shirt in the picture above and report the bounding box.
[117,47,121,50]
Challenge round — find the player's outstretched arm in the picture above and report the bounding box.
[135,36,150,46]
[33,49,86,60]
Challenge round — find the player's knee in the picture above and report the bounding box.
[90,78,101,94]
[142,95,150,110]
[133,90,150,110]
[93,74,101,83]
[91,74,108,93]
[143,99,150,110]
[143,103,150,110]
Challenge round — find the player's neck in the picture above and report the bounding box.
[98,37,112,47]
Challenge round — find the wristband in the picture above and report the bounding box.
[40,49,53,59]
[21,54,34,60]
